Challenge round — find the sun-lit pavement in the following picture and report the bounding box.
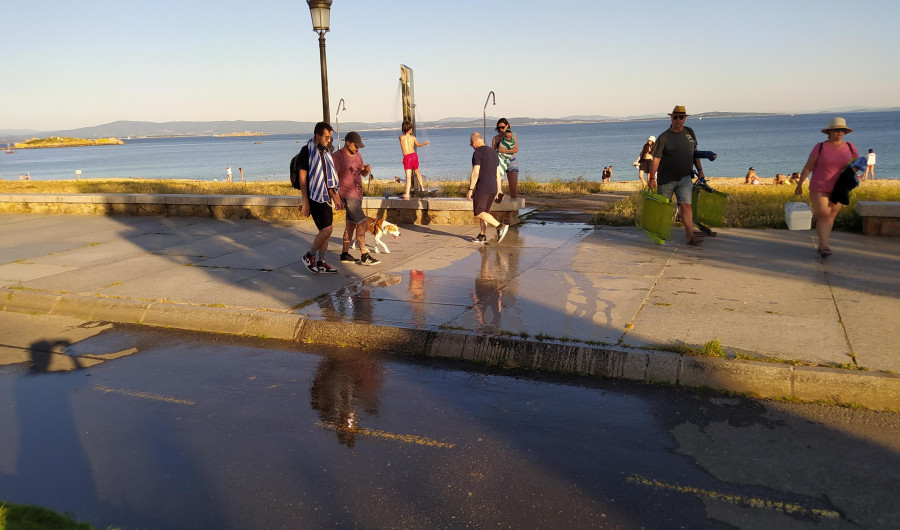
[1,213,899,409]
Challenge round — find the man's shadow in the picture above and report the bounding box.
[0,339,99,520]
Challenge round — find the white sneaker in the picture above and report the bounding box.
[496,224,509,243]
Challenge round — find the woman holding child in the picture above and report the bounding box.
[795,117,859,258]
[635,136,655,186]
[492,118,519,198]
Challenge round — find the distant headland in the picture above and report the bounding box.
[212,131,269,137]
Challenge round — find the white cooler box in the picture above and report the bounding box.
[785,201,813,230]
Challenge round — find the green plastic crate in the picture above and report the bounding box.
[638,189,675,244]
[691,187,728,228]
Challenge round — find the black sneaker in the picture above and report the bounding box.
[340,252,356,262]
[496,223,510,243]
[472,234,487,244]
[317,260,338,274]
[357,253,381,266]
[302,252,318,273]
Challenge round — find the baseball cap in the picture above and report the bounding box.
[344,131,365,148]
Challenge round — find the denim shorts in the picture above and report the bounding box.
[341,197,366,224]
[506,156,518,173]
[657,175,693,204]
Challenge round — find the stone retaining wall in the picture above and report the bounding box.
[0,193,525,225]
[858,201,900,236]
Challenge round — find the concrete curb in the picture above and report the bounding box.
[3,287,898,411]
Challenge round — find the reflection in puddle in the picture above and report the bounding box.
[309,354,384,448]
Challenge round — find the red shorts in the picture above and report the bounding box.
[403,152,419,171]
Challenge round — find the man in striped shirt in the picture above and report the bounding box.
[295,122,344,273]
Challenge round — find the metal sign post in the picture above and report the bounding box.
[400,64,416,136]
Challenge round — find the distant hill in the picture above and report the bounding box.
[2,107,896,141]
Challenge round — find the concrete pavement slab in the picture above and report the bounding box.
[830,286,897,371]
[18,254,194,293]
[25,239,150,268]
[537,228,674,275]
[0,262,74,282]
[184,266,344,311]
[96,265,268,301]
[192,237,312,270]
[623,303,853,365]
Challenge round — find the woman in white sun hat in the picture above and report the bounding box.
[795,117,859,257]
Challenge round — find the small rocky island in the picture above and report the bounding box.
[14,136,125,149]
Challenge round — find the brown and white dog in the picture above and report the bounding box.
[351,216,401,254]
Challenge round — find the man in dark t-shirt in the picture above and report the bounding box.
[467,131,509,244]
[650,105,707,245]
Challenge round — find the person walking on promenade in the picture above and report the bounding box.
[333,131,380,266]
[491,118,520,198]
[863,148,876,180]
[649,105,706,245]
[795,117,859,258]
[635,136,656,186]
[226,166,233,182]
[293,122,344,273]
[399,120,428,199]
[468,132,509,244]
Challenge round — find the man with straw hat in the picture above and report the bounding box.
[649,105,707,245]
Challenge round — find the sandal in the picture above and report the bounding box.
[687,237,704,246]
[818,247,832,257]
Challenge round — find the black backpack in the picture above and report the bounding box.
[289,151,303,190]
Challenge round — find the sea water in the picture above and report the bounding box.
[2,111,897,184]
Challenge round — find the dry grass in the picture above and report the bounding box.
[592,177,900,230]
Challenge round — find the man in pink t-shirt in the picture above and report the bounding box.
[333,132,379,265]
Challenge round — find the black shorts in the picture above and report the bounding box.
[308,199,333,230]
[473,192,494,216]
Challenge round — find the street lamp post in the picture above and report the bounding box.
[483,91,496,142]
[335,98,346,149]
[307,0,332,124]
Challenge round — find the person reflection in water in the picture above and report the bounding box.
[471,247,504,330]
[408,270,427,328]
[309,354,384,448]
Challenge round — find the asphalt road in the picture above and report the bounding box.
[1,312,898,529]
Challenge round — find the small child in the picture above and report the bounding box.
[498,128,516,176]
[399,120,429,199]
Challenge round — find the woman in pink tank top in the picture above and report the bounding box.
[795,117,858,257]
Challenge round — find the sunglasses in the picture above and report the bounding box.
[671,115,687,120]
[498,125,507,129]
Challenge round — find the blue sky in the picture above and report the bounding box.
[3,0,898,131]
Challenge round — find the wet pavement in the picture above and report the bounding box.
[1,312,898,529]
[1,213,899,409]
